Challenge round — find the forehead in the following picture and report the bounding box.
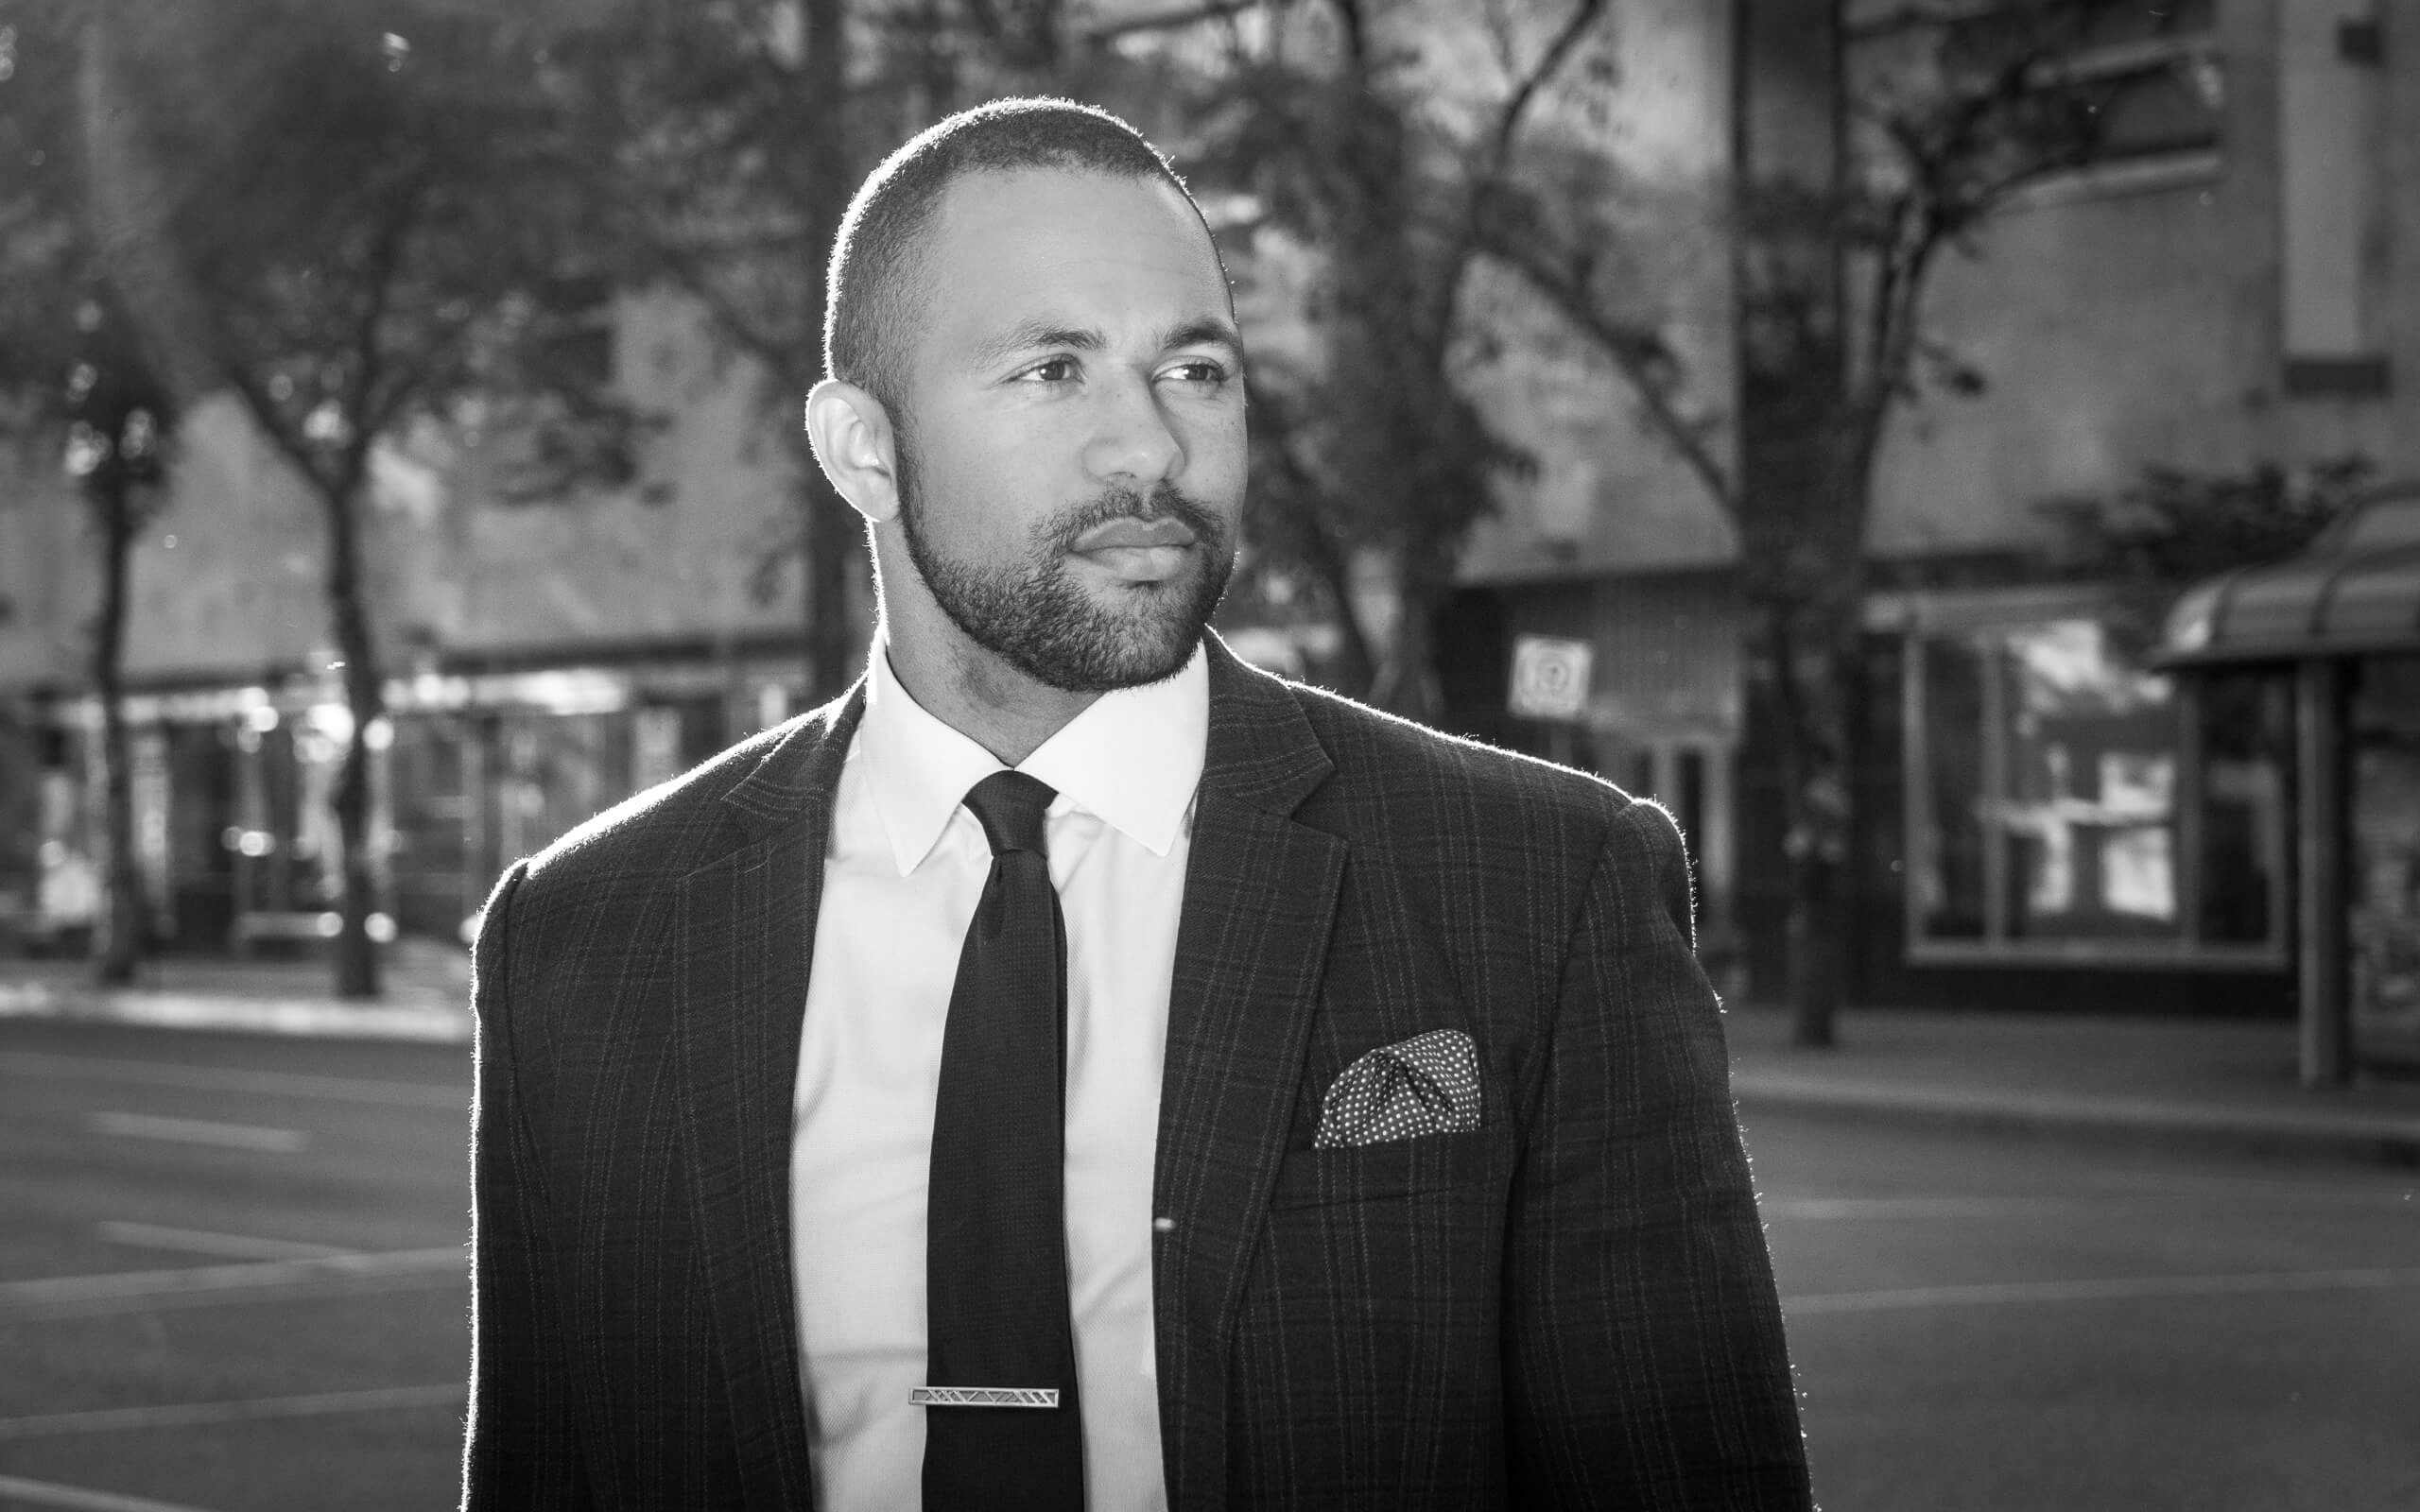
[909,168,1229,373]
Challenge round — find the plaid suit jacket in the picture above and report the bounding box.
[463,636,1811,1510]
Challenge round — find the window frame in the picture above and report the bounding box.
[1895,585,2290,970]
[1849,0,2227,207]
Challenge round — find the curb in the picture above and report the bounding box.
[0,983,471,1044]
[1733,1074,2420,1168]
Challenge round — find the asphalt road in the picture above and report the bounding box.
[1744,1108,2420,1511]
[0,1020,2414,1511]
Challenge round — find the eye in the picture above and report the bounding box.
[1017,356,1080,384]
[1163,358,1233,387]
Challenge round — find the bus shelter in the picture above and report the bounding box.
[2160,485,2420,1085]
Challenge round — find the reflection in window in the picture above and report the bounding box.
[1910,613,2287,960]
[1996,621,2177,939]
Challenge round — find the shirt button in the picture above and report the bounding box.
[1151,1216,1176,1233]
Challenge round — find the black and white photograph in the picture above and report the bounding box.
[1,2,2414,1509]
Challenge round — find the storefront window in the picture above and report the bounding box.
[2350,657,2420,1063]
[1914,635,1987,941]
[2197,672,2290,945]
[1907,602,2288,963]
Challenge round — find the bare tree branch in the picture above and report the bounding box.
[1478,231,1738,521]
[1423,0,1608,359]
[1082,0,1269,45]
[1486,0,1604,175]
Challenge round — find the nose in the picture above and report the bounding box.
[1081,369,1184,487]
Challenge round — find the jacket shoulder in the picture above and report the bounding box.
[1281,675,1646,834]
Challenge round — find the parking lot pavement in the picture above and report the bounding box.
[0,1022,473,1512]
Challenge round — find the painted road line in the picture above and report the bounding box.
[0,1473,217,1512]
[0,1050,465,1108]
[1762,1195,2106,1221]
[0,1246,463,1322]
[1786,1264,2420,1315]
[1764,1185,2420,1220]
[0,1383,464,1442]
[94,1222,350,1262]
[85,1112,306,1154]
[2089,1168,2420,1203]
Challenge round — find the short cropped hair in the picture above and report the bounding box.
[822,97,1217,409]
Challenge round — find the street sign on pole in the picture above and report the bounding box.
[1509,634,1592,722]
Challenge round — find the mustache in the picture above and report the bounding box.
[1043,484,1226,553]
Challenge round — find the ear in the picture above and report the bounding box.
[804,378,901,525]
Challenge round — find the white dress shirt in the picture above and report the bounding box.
[790,642,1206,1512]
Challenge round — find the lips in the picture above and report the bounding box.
[1072,517,1198,552]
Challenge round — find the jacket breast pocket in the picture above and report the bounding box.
[1266,1125,1501,1210]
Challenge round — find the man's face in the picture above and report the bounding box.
[889,167,1247,694]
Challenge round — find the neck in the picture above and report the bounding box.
[883,624,1102,767]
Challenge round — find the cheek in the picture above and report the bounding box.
[916,436,1060,552]
[1188,409,1251,513]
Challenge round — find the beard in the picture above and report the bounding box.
[894,429,1234,695]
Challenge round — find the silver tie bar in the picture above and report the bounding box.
[909,1386,1061,1408]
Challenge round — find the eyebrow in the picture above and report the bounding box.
[965,315,1247,374]
[1158,318,1248,367]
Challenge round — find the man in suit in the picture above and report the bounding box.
[463,97,1810,1510]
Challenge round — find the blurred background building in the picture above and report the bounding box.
[2,0,2413,1061]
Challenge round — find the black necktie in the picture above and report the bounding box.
[922,770,1085,1510]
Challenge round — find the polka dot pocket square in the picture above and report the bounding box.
[1312,1028,1482,1149]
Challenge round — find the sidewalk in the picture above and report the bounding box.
[1726,1005,2420,1166]
[5,949,2417,1165]
[0,939,473,1043]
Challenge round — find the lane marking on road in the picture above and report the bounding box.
[0,1051,464,1109]
[0,1247,463,1322]
[1786,1264,2420,1315]
[93,1222,350,1262]
[0,1383,465,1442]
[1763,1186,2420,1220]
[2088,1168,2420,1203]
[1762,1195,2103,1221]
[0,1472,218,1512]
[85,1112,306,1154]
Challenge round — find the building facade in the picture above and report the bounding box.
[9,0,2411,1036]
[1844,0,2416,1023]
[1434,0,2419,1023]
[0,291,855,954]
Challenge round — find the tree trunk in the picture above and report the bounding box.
[1760,589,1860,1048]
[320,474,385,1000]
[77,6,229,414]
[797,0,859,703]
[88,475,145,985]
[1293,512,1378,697]
[1367,557,1446,724]
[800,474,863,702]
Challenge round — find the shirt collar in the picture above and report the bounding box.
[856,639,1209,876]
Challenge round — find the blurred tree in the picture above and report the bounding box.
[2038,457,2374,592]
[1187,0,1611,719]
[552,0,865,706]
[0,4,175,984]
[75,0,641,997]
[551,0,1201,706]
[1495,0,2187,1044]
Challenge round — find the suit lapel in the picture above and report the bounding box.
[674,685,864,1512]
[1154,640,1344,1511]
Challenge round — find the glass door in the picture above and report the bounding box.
[2349,657,2420,1069]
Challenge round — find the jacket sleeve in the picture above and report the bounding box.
[461,862,595,1510]
[1502,799,1813,1508]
